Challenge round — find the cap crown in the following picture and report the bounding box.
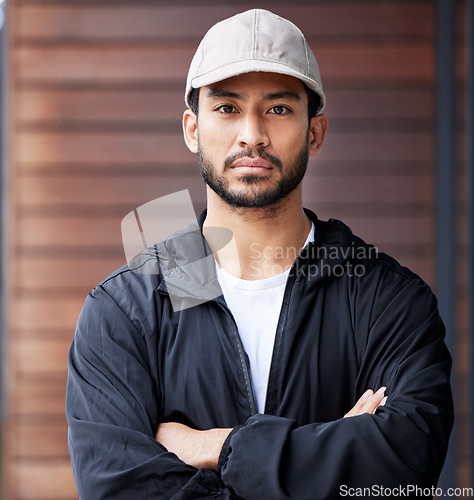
[185,9,325,113]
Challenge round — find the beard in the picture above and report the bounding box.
[198,136,309,209]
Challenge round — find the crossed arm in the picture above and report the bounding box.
[68,277,453,499]
[156,387,387,470]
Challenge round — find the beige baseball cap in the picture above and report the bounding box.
[185,9,325,114]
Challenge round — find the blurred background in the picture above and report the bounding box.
[0,0,471,498]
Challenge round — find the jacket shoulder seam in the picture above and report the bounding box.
[99,267,133,288]
[93,279,146,340]
[367,264,427,333]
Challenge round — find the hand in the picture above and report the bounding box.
[343,387,388,418]
[156,422,232,470]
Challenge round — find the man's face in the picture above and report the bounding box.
[184,72,325,209]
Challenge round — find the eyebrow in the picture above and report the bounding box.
[263,91,301,102]
[206,89,247,100]
[206,89,301,102]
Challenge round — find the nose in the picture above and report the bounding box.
[236,113,269,149]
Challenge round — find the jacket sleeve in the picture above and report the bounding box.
[219,277,454,499]
[66,284,237,500]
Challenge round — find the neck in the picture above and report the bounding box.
[203,187,311,280]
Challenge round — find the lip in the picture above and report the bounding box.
[231,157,274,170]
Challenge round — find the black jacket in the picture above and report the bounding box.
[66,209,453,499]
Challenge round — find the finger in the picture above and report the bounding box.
[344,387,386,418]
[360,389,373,401]
[344,389,374,418]
[365,387,386,414]
[370,393,388,414]
[343,390,373,418]
[344,390,372,418]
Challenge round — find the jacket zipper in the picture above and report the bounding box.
[215,300,257,417]
[264,264,299,415]
[156,279,257,416]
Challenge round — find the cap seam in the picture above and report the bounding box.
[252,9,258,59]
[295,24,310,77]
[192,58,317,83]
[194,58,301,73]
[195,31,209,76]
[304,40,310,76]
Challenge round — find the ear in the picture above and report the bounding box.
[308,114,328,157]
[183,109,199,154]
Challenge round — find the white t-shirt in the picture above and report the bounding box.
[216,223,315,413]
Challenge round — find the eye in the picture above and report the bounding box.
[269,105,290,115]
[216,105,237,114]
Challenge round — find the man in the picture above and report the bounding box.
[66,9,453,499]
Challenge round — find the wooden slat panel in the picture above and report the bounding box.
[16,131,433,165]
[274,5,435,40]
[15,378,68,417]
[19,212,208,250]
[338,214,434,248]
[16,5,433,41]
[15,338,71,376]
[457,315,469,375]
[16,45,433,85]
[318,132,433,162]
[17,175,206,210]
[456,152,469,204]
[457,287,468,332]
[18,214,123,248]
[14,460,76,500]
[16,295,85,332]
[324,89,434,122]
[16,46,191,83]
[17,88,434,124]
[17,88,185,123]
[17,222,435,290]
[6,2,446,500]
[310,161,433,176]
[455,252,469,289]
[17,174,433,209]
[17,131,192,165]
[18,160,434,179]
[18,255,125,292]
[17,212,434,250]
[16,419,69,459]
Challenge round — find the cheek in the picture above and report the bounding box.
[273,126,308,155]
[199,124,235,155]
[270,118,307,141]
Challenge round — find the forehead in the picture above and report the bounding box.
[201,72,307,100]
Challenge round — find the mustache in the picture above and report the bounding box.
[224,148,282,172]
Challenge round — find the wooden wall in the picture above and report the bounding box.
[454,0,469,488]
[2,0,467,498]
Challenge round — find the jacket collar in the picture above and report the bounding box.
[131,208,374,308]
